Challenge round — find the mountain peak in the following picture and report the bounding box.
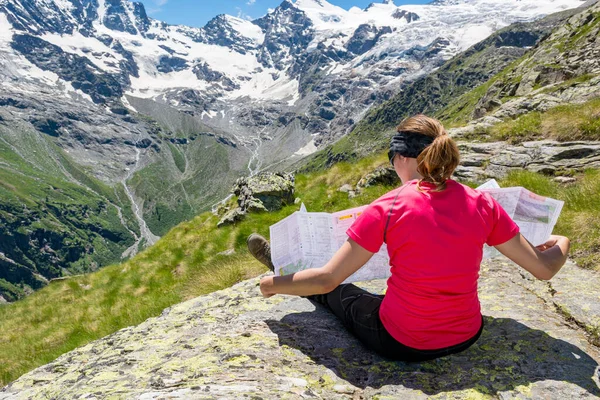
[294,0,329,7]
[365,0,397,11]
[0,0,150,36]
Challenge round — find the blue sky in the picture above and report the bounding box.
[138,0,431,28]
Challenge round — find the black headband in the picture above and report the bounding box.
[388,131,434,164]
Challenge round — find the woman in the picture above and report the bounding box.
[249,114,570,362]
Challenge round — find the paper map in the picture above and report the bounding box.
[269,205,390,283]
[270,179,564,282]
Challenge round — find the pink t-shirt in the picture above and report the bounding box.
[347,179,519,350]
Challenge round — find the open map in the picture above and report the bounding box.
[270,180,564,282]
[269,205,390,283]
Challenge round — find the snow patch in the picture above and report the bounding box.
[294,139,318,156]
[234,72,300,104]
[41,31,124,73]
[201,110,218,119]
[0,13,14,45]
[225,16,265,44]
[121,95,138,113]
[97,0,107,23]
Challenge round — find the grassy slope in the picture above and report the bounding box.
[124,97,249,237]
[133,135,237,237]
[0,153,394,385]
[1,146,599,385]
[0,126,138,300]
[458,97,600,143]
[0,93,248,298]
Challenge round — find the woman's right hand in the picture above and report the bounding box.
[495,233,571,281]
[535,235,562,252]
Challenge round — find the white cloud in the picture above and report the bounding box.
[235,7,253,20]
[146,0,168,15]
[247,0,256,4]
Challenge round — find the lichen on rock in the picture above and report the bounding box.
[2,260,599,399]
[218,172,295,227]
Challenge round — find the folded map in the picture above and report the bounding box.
[269,180,564,282]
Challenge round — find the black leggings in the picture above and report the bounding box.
[307,284,484,362]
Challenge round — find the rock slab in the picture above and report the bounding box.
[2,260,600,399]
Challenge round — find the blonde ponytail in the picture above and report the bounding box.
[396,115,460,191]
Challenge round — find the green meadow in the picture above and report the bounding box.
[1,149,599,385]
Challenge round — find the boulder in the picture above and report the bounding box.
[554,176,577,184]
[338,184,354,193]
[216,208,246,228]
[218,173,295,227]
[356,167,400,190]
[455,140,600,183]
[235,172,295,212]
[3,260,599,398]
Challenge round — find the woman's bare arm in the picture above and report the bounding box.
[259,238,374,298]
[494,233,570,280]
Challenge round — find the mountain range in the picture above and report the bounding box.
[0,0,586,300]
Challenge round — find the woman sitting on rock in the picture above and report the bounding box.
[248,114,570,362]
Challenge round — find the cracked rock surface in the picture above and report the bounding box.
[2,260,600,399]
[453,140,600,182]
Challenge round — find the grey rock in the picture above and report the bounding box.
[554,176,577,184]
[246,198,269,213]
[217,208,246,228]
[2,260,599,398]
[156,56,188,73]
[338,184,354,193]
[392,10,420,23]
[218,173,296,227]
[356,167,400,190]
[234,172,295,213]
[455,140,600,182]
[346,24,393,55]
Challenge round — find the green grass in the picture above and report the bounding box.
[129,135,238,237]
[0,130,139,296]
[500,169,600,270]
[0,152,394,386]
[466,98,600,143]
[1,142,598,386]
[168,143,186,174]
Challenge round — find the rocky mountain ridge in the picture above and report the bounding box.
[296,2,597,171]
[0,0,585,299]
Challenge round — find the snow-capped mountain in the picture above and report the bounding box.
[0,0,585,227]
[1,0,585,145]
[0,0,588,296]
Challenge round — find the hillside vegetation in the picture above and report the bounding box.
[1,145,600,385]
[458,97,600,143]
[0,98,247,301]
[0,125,139,302]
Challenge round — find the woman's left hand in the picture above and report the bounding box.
[260,276,275,298]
